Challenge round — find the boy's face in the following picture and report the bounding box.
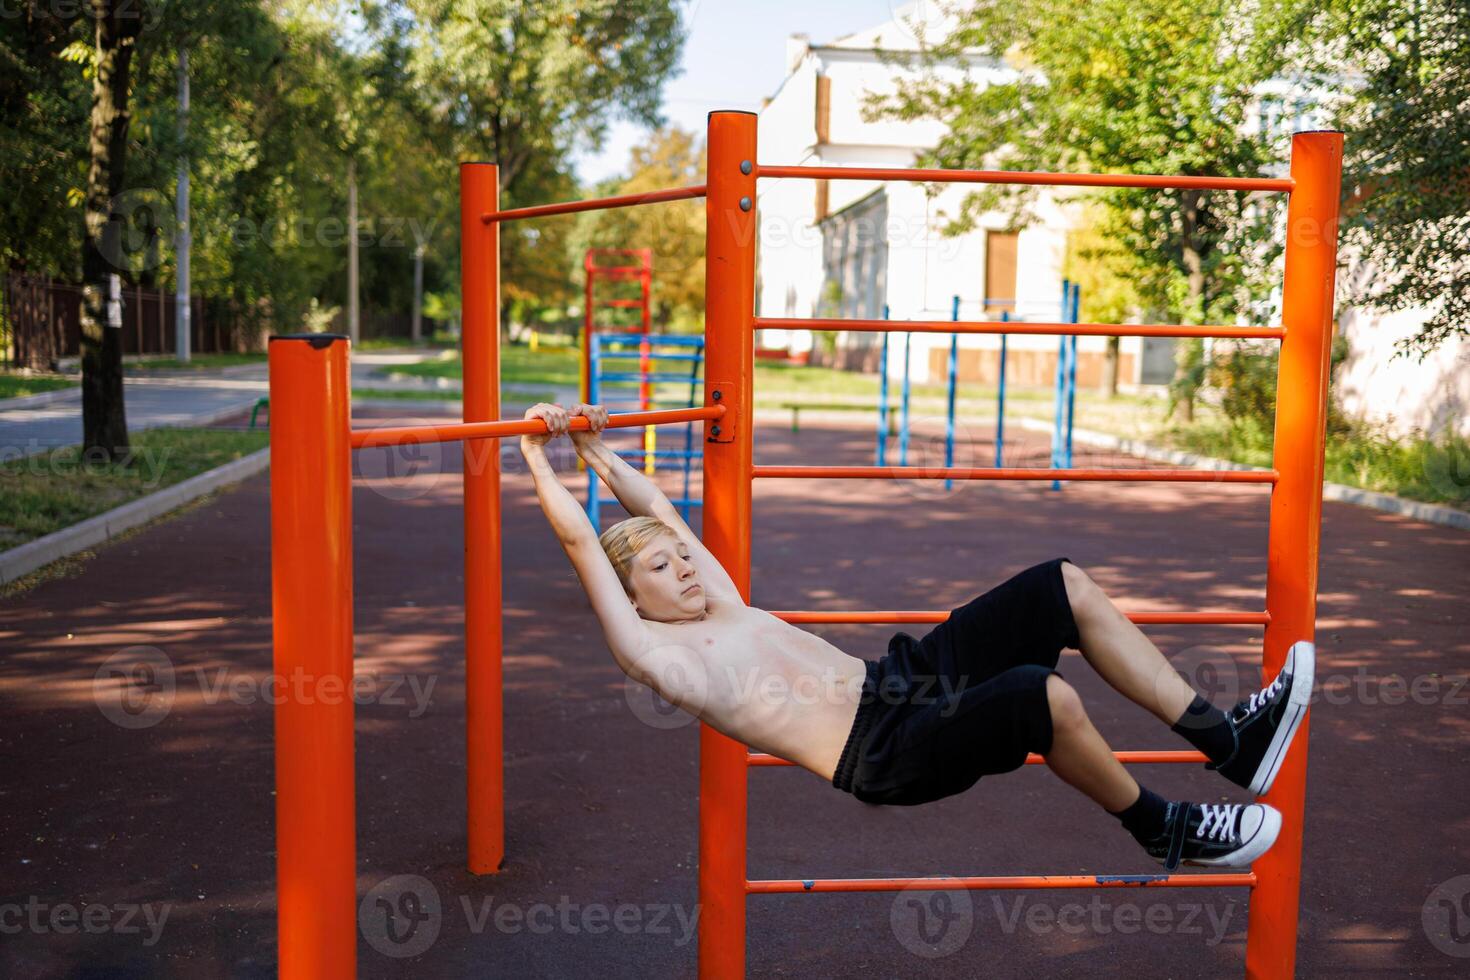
[626,534,706,622]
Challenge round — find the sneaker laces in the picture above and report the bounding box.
[1228,669,1287,725]
[1195,803,1242,843]
[1238,671,1288,720]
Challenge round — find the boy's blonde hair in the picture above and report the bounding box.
[599,516,679,594]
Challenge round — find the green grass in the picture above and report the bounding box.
[0,427,270,549]
[352,386,558,404]
[0,373,76,399]
[386,344,583,389]
[1161,415,1470,510]
[128,352,267,371]
[364,341,1470,512]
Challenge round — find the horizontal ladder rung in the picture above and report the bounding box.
[755,163,1292,194]
[747,750,1206,767]
[752,465,1277,484]
[746,872,1256,894]
[754,316,1284,340]
[770,610,1269,625]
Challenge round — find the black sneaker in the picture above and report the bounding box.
[1208,640,1316,795]
[1143,801,1282,871]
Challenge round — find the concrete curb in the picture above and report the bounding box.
[0,386,80,410]
[0,446,271,586]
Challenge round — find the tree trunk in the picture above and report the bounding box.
[1103,335,1120,396]
[1170,189,1209,424]
[80,0,142,462]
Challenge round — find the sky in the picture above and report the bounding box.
[569,0,910,185]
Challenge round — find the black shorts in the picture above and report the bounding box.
[831,557,1081,806]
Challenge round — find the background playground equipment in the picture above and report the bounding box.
[586,330,705,530]
[268,117,1342,979]
[580,247,652,405]
[876,282,1081,492]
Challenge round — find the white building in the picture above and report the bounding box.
[753,4,1469,439]
[754,6,1173,393]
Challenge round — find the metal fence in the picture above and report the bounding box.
[2,272,245,369]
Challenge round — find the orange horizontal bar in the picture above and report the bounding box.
[747,750,1205,767]
[481,184,706,223]
[770,609,1270,625]
[755,316,1285,340]
[747,872,1256,894]
[757,163,1293,193]
[752,465,1277,484]
[349,405,723,449]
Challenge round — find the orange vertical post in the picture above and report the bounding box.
[699,110,757,979]
[269,333,355,979]
[1247,130,1343,980]
[461,163,504,875]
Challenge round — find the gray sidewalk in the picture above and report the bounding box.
[0,351,460,455]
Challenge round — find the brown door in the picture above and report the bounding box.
[984,230,1019,317]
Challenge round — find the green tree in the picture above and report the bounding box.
[79,0,147,459]
[1292,0,1468,358]
[569,126,706,330]
[868,0,1291,420]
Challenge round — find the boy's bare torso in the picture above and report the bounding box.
[633,596,869,781]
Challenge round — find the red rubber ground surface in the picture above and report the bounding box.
[1,408,1467,977]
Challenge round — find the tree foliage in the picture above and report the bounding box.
[2,0,689,345]
[867,0,1300,417]
[569,126,705,330]
[1293,0,1469,358]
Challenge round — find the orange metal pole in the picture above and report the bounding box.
[350,405,723,450]
[699,109,757,979]
[757,163,1292,193]
[480,183,708,223]
[755,316,1284,340]
[748,872,1256,894]
[770,609,1270,626]
[748,749,1206,767]
[269,333,355,979]
[1246,131,1343,979]
[461,162,504,876]
[751,464,1276,484]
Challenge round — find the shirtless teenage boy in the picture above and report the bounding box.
[519,402,1315,872]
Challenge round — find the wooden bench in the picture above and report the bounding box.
[780,401,895,434]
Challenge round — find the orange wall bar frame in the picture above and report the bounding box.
[699,110,757,979]
[461,162,505,875]
[1246,131,1343,979]
[268,334,356,979]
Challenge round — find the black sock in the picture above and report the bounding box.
[1107,784,1170,841]
[1171,693,1235,764]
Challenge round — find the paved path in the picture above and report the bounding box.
[0,412,1466,976]
[0,352,480,455]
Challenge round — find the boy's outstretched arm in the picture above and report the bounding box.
[569,403,742,601]
[518,403,648,661]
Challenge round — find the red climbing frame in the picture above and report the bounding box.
[582,247,653,407]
